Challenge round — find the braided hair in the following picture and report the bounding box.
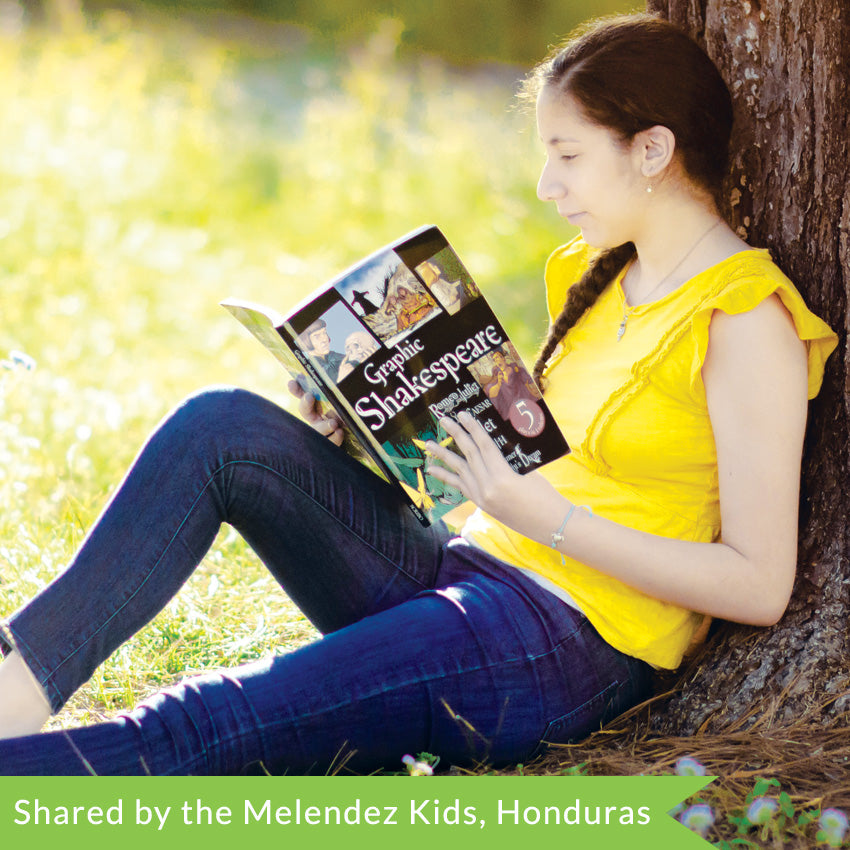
[532,242,636,384]
[524,14,734,386]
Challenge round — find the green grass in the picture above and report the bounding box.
[0,12,569,726]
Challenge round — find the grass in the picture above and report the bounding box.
[0,9,564,723]
[1,9,848,846]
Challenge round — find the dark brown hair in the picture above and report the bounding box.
[527,14,734,385]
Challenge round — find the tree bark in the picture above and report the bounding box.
[645,0,850,735]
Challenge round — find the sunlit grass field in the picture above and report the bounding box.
[0,13,569,732]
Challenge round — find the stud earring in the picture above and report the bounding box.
[645,183,653,194]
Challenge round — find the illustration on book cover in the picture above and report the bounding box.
[223,226,568,525]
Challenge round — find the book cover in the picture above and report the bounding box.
[223,225,569,525]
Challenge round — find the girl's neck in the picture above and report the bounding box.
[625,199,748,304]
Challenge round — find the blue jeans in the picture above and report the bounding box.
[0,388,652,775]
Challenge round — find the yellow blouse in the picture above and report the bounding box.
[463,235,837,669]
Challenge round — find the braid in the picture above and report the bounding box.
[532,242,636,387]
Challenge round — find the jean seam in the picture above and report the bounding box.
[156,620,582,775]
[43,458,434,695]
[529,678,621,760]
[0,623,52,684]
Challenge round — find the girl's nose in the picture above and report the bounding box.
[536,159,564,202]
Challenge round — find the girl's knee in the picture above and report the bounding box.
[167,386,287,435]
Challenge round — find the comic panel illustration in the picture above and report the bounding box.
[381,415,464,519]
[467,342,546,438]
[335,249,442,347]
[414,245,481,316]
[295,299,382,383]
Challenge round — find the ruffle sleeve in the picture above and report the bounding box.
[688,250,838,399]
[544,234,595,324]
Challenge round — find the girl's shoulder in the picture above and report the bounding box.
[701,246,785,288]
[688,248,837,401]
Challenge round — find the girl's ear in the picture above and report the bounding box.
[635,124,676,178]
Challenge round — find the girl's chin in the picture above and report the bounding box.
[575,224,627,251]
[574,227,605,249]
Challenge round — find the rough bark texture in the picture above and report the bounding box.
[645,0,850,735]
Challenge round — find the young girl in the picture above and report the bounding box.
[0,13,836,775]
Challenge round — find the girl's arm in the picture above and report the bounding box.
[426,294,808,626]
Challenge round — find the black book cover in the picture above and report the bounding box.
[223,225,569,525]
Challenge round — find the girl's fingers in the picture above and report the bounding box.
[298,392,318,422]
[289,379,319,421]
[436,414,483,463]
[290,382,346,442]
[455,411,503,459]
[442,412,509,476]
[328,424,345,447]
[424,436,465,475]
[425,462,465,492]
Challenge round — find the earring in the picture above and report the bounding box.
[645,183,653,194]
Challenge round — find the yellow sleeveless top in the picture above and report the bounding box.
[463,235,837,669]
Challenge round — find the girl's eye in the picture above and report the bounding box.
[561,154,578,162]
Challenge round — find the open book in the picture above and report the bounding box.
[222,225,569,525]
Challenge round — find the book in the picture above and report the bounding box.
[222,225,569,526]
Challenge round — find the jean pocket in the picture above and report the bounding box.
[530,680,620,760]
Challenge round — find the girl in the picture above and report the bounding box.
[0,14,836,775]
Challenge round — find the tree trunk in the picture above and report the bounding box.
[644,0,850,735]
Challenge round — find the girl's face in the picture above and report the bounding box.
[536,86,645,248]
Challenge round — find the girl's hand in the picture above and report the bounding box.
[287,379,346,446]
[425,411,565,541]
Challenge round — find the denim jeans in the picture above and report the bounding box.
[0,387,652,775]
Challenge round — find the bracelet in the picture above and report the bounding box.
[550,504,593,554]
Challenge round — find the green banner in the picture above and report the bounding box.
[0,776,713,849]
